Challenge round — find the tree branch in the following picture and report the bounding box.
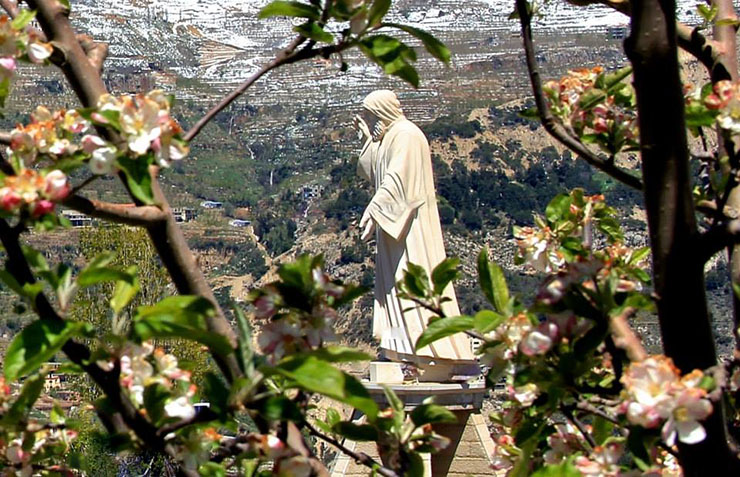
[63,194,167,226]
[696,217,740,263]
[561,405,597,449]
[515,0,643,191]
[304,420,400,477]
[0,218,187,469]
[608,307,648,362]
[184,36,354,142]
[183,35,307,142]
[27,0,243,382]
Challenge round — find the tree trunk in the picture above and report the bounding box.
[626,0,740,473]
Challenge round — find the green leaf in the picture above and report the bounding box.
[4,319,83,381]
[310,346,372,362]
[143,383,169,424]
[410,404,456,426]
[110,266,140,314]
[384,22,451,63]
[592,415,613,445]
[518,107,540,119]
[367,0,391,27]
[473,309,506,334]
[0,77,10,109]
[199,463,226,477]
[11,9,36,30]
[117,155,155,205]
[716,18,740,27]
[2,372,44,425]
[78,265,134,288]
[402,262,430,298]
[431,257,460,295]
[259,1,320,21]
[0,269,26,296]
[383,385,404,413]
[269,356,378,420]
[628,247,651,266]
[253,396,304,422]
[545,193,571,222]
[203,372,230,417]
[133,296,233,357]
[415,315,474,350]
[685,102,718,128]
[359,35,421,87]
[407,452,425,477]
[234,304,255,376]
[530,460,581,477]
[477,248,509,314]
[333,422,379,441]
[697,4,718,22]
[294,22,334,43]
[22,245,49,271]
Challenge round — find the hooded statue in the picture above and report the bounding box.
[355,90,478,380]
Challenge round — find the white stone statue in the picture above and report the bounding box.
[354,90,479,381]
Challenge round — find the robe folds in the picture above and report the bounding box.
[358,118,476,365]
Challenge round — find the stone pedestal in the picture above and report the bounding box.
[330,382,496,477]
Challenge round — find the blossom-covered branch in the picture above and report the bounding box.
[515,0,643,190]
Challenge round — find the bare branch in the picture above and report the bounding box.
[184,36,354,142]
[0,131,11,145]
[77,34,109,74]
[696,217,740,263]
[0,0,18,17]
[677,23,733,82]
[304,420,400,477]
[63,194,167,226]
[608,307,648,362]
[184,35,306,142]
[515,0,643,191]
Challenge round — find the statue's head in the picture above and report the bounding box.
[361,90,404,141]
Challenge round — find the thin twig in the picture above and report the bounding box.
[304,420,400,477]
[575,400,620,425]
[561,405,597,449]
[183,35,307,142]
[184,36,355,142]
[608,307,648,362]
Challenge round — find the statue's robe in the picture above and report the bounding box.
[358,118,476,366]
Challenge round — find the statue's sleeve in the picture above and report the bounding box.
[365,126,425,241]
[357,138,375,183]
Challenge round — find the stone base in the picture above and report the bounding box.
[329,382,496,476]
[369,360,482,383]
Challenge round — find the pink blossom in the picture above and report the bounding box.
[0,55,15,77]
[43,169,69,201]
[32,199,54,217]
[0,186,21,211]
[661,387,713,446]
[519,329,553,356]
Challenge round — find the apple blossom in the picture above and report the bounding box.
[511,383,539,407]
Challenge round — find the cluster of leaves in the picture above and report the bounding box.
[259,0,450,87]
[400,189,730,475]
[0,373,82,476]
[541,67,638,156]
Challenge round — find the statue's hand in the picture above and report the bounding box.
[360,209,375,241]
[353,114,371,142]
